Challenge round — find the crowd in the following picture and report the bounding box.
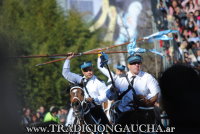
[20,106,68,127]
[156,0,200,69]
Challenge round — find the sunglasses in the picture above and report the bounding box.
[129,62,142,65]
[82,67,93,72]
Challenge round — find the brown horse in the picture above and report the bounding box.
[69,86,90,125]
[69,86,101,126]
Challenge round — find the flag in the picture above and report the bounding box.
[153,35,173,40]
[143,29,178,40]
[127,38,137,55]
[148,49,165,57]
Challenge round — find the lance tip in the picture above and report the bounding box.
[35,64,43,66]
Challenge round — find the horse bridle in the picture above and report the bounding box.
[70,87,90,120]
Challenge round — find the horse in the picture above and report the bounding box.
[65,86,105,132]
[69,86,93,125]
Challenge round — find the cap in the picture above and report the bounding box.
[127,54,143,64]
[114,64,125,71]
[80,61,92,69]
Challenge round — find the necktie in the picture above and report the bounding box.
[131,76,136,86]
[127,76,136,95]
[131,76,138,109]
[82,78,97,106]
[82,78,91,98]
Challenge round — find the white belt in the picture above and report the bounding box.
[138,106,154,110]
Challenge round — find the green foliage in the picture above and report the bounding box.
[0,0,106,111]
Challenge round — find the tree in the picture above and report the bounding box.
[0,0,107,110]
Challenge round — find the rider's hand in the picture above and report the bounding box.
[67,52,75,60]
[110,85,118,92]
[97,48,102,57]
[86,97,94,102]
[136,95,146,102]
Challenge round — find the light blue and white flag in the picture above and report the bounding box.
[127,46,164,57]
[152,35,173,41]
[143,29,178,41]
[148,49,165,57]
[127,38,137,55]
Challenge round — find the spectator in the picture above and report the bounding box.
[194,10,200,29]
[43,107,60,123]
[21,108,32,126]
[186,20,197,34]
[182,0,199,14]
[59,107,68,125]
[169,0,179,16]
[181,28,189,39]
[174,40,188,62]
[159,64,200,133]
[31,113,40,124]
[38,106,45,121]
[36,112,41,122]
[184,51,194,66]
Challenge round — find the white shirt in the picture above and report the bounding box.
[62,59,108,105]
[107,71,160,112]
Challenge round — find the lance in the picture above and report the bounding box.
[35,51,128,66]
[13,37,145,59]
[85,38,144,53]
[14,51,128,59]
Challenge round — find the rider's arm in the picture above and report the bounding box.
[62,59,82,84]
[146,74,160,100]
[137,74,160,107]
[137,93,159,107]
[97,57,115,79]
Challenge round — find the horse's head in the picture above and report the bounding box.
[70,86,88,117]
[70,86,84,103]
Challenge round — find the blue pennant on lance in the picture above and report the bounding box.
[128,47,147,55]
[100,52,109,68]
[143,29,178,40]
[152,35,173,41]
[127,38,137,55]
[148,49,165,57]
[127,46,164,57]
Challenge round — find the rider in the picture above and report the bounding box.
[97,54,126,123]
[106,54,160,125]
[62,53,110,125]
